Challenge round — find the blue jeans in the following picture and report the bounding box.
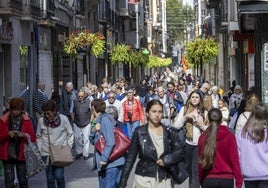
[126,120,140,139]
[185,144,200,188]
[42,156,65,188]
[98,166,122,188]
[140,96,146,107]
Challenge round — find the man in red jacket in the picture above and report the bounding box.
[122,90,145,139]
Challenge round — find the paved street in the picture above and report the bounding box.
[0,147,189,188]
[1,155,245,188]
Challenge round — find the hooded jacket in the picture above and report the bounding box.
[198,125,243,188]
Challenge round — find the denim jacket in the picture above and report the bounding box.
[89,113,125,171]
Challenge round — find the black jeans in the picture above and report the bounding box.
[245,180,268,188]
[202,178,233,188]
[185,143,200,188]
[3,160,28,188]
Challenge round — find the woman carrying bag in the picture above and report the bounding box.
[89,99,126,188]
[36,100,74,188]
[0,97,36,188]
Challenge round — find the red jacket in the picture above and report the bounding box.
[198,125,243,188]
[122,98,145,124]
[0,112,36,161]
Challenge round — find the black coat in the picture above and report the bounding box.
[119,124,185,187]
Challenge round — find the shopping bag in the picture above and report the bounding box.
[24,134,46,178]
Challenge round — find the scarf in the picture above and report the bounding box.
[43,112,61,128]
[9,116,22,131]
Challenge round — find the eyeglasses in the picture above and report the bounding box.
[108,96,115,99]
[78,95,84,98]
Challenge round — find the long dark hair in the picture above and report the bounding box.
[242,103,268,143]
[184,91,204,116]
[145,99,163,113]
[200,108,222,170]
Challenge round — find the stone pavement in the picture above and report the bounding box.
[0,156,99,188]
[0,155,189,188]
[0,145,189,188]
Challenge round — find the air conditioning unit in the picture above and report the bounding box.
[120,8,129,17]
[119,0,129,17]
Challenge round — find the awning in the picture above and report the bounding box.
[238,1,268,14]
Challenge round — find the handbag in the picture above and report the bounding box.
[47,127,74,167]
[185,119,194,140]
[95,127,131,161]
[168,127,189,184]
[24,134,46,178]
[170,159,189,184]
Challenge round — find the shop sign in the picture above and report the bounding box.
[0,25,13,41]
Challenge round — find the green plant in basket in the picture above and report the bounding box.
[64,29,105,57]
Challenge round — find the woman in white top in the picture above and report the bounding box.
[36,100,74,188]
[172,91,206,188]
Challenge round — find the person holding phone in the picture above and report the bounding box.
[0,97,36,188]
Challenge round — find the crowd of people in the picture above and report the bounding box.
[0,65,267,188]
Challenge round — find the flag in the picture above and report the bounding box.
[128,0,137,5]
[181,54,189,70]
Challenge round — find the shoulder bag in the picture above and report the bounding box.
[168,127,189,184]
[47,126,74,167]
[95,127,131,161]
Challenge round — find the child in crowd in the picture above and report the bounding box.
[218,99,229,126]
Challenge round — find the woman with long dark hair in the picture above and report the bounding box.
[172,91,206,188]
[119,99,186,187]
[198,108,243,188]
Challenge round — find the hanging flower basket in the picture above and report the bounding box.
[110,44,149,67]
[186,37,219,67]
[63,29,105,57]
[146,55,172,68]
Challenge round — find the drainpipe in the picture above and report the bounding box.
[41,0,47,18]
[135,2,139,49]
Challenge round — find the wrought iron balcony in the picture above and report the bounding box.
[98,0,111,24]
[0,0,22,16]
[111,10,119,30]
[75,0,85,16]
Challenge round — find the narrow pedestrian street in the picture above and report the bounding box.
[0,146,190,188]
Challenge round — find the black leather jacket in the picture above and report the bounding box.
[119,124,185,187]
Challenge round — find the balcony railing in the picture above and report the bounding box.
[21,0,56,21]
[10,0,22,11]
[31,0,41,18]
[98,0,111,24]
[76,0,85,16]
[0,0,22,15]
[111,10,119,30]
